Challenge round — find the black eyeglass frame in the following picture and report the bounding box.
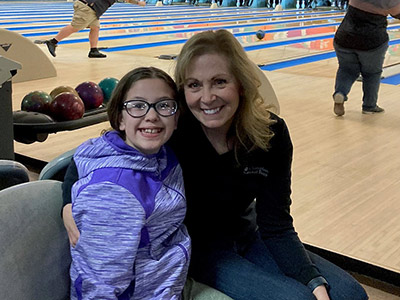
[122,99,178,118]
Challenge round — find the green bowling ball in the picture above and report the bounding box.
[21,90,52,115]
[98,77,119,104]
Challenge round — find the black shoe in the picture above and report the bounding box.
[362,105,385,114]
[88,50,107,58]
[45,40,57,57]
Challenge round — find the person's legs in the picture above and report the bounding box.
[332,41,361,115]
[55,25,80,42]
[87,25,106,58]
[88,26,100,48]
[190,238,315,300]
[87,19,106,58]
[333,42,361,100]
[307,251,368,300]
[46,1,97,57]
[357,42,388,112]
[45,24,80,57]
[244,238,368,300]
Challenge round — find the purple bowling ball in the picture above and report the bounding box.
[75,81,104,110]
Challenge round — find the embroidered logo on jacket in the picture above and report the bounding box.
[243,166,269,178]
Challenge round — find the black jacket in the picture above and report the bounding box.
[334,5,388,50]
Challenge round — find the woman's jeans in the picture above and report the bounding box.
[190,233,368,300]
[333,41,388,110]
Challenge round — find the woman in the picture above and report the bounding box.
[332,0,400,116]
[62,30,367,300]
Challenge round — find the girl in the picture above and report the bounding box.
[69,67,189,299]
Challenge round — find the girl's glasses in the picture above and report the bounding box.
[123,99,178,118]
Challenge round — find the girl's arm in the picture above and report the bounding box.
[62,159,80,246]
[62,204,79,247]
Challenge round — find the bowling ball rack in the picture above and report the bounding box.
[13,106,108,144]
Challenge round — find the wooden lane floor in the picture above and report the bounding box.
[3,1,400,281]
[6,4,399,73]
[4,4,354,109]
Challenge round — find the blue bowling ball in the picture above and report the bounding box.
[256,30,265,40]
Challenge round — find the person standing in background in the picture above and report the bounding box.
[44,0,145,58]
[332,0,400,116]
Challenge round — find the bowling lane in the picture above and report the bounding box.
[16,18,344,66]
[3,9,344,36]
[4,2,400,79]
[2,1,345,58]
[1,3,344,84]
[5,1,400,80]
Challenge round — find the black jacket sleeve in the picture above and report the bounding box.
[255,116,322,286]
[62,158,79,208]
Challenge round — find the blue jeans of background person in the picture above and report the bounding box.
[333,41,388,111]
[190,232,368,300]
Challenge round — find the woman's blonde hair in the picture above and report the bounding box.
[174,29,276,158]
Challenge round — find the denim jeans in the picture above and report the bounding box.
[333,41,388,110]
[190,233,368,300]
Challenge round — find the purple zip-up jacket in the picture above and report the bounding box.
[70,131,190,300]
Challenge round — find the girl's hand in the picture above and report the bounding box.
[62,204,80,247]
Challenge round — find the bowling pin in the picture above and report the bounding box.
[237,0,240,7]
[296,0,300,8]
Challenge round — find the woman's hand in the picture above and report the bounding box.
[62,204,80,247]
[313,285,331,300]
